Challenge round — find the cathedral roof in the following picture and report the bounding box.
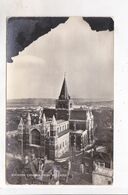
[58,128,69,138]
[70,110,87,121]
[59,77,70,100]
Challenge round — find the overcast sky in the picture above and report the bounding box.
[7,17,114,100]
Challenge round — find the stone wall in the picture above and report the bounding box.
[56,132,69,158]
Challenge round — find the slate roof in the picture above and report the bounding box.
[70,110,87,121]
[58,129,69,138]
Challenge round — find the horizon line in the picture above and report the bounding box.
[7,97,114,101]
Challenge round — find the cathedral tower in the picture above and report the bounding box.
[42,113,47,135]
[56,76,73,120]
[40,113,47,157]
[39,109,42,124]
[86,109,94,144]
[49,115,58,159]
[18,117,25,156]
[18,117,24,139]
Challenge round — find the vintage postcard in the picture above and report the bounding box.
[6,16,114,185]
[1,1,128,194]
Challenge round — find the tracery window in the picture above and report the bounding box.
[31,129,40,145]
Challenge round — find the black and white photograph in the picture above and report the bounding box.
[6,16,114,185]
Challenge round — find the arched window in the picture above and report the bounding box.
[31,129,40,145]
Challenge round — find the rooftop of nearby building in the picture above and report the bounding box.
[56,120,68,124]
[70,129,84,134]
[58,128,69,138]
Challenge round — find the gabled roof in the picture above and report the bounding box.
[59,77,70,100]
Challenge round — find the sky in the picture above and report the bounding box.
[7,17,114,100]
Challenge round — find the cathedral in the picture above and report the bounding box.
[18,77,94,160]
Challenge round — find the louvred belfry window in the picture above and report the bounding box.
[31,129,40,145]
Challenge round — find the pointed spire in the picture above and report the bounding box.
[27,112,31,125]
[90,111,94,119]
[59,76,70,100]
[86,110,90,120]
[27,112,31,120]
[42,113,46,123]
[52,115,57,125]
[39,109,42,119]
[18,117,24,130]
[19,117,24,126]
[39,109,43,124]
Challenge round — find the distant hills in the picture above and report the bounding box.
[7,98,55,107]
[7,98,113,108]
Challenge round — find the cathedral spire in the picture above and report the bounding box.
[59,76,70,100]
[52,115,57,125]
[19,117,24,126]
[27,112,31,126]
[18,117,24,131]
[86,110,91,121]
[39,109,42,119]
[39,109,43,123]
[42,113,46,123]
